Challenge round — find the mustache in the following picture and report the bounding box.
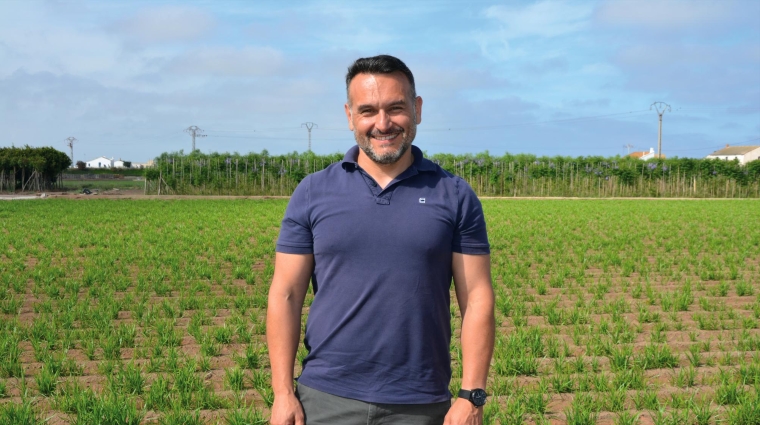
[367,127,404,137]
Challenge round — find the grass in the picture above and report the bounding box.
[0,199,758,423]
[61,179,144,191]
[0,399,41,425]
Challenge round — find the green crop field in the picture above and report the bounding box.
[60,179,145,191]
[1,199,759,424]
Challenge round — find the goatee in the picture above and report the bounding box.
[354,124,416,165]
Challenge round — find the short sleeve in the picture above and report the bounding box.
[452,178,490,255]
[276,176,314,254]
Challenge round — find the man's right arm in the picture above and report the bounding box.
[267,252,314,425]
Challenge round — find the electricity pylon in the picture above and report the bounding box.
[650,102,671,158]
[64,137,77,164]
[301,122,317,152]
[185,126,206,152]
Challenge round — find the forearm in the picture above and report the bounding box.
[459,289,495,390]
[266,290,305,396]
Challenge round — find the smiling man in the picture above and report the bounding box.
[267,55,494,425]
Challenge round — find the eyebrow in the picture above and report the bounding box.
[356,100,407,111]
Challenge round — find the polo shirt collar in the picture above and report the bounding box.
[341,145,436,173]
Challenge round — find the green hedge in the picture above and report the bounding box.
[0,146,71,191]
[145,150,760,198]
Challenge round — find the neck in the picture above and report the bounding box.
[356,148,414,189]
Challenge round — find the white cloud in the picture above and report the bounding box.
[475,1,593,61]
[564,98,611,108]
[117,6,215,43]
[595,0,738,29]
[484,1,593,39]
[579,62,618,77]
[0,25,120,77]
[0,1,122,77]
[165,46,284,77]
[617,43,744,68]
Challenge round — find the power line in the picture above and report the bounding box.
[667,145,726,153]
[205,126,302,132]
[423,109,651,132]
[209,135,350,142]
[200,109,653,134]
[741,137,760,143]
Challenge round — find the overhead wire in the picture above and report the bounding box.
[423,109,652,132]
[201,109,654,134]
[64,109,759,154]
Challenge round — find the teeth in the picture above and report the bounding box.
[372,134,399,140]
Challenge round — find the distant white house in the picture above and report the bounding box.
[131,160,155,169]
[705,145,760,165]
[84,157,136,168]
[86,156,113,169]
[628,147,666,160]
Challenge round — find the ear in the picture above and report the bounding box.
[344,103,354,131]
[414,96,423,124]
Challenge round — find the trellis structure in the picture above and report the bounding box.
[145,150,760,198]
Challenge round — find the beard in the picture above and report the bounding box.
[354,121,417,165]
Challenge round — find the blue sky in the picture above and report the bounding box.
[1,0,758,163]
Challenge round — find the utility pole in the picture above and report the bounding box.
[650,102,671,158]
[185,126,206,152]
[301,122,317,152]
[64,137,77,164]
[623,144,634,155]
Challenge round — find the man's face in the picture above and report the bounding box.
[345,72,422,165]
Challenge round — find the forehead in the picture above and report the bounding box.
[347,72,411,104]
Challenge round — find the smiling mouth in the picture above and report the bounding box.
[369,132,401,141]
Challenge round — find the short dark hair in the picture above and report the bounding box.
[345,55,416,101]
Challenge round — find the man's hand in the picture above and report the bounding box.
[269,392,305,425]
[443,398,483,425]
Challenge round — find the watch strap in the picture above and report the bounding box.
[458,388,487,407]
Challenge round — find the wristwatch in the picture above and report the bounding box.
[458,388,488,407]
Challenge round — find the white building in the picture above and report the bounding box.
[131,160,155,169]
[85,156,113,169]
[84,157,136,168]
[628,147,666,160]
[706,145,760,165]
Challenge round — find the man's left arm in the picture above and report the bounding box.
[444,252,495,425]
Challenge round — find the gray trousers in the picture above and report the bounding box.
[296,383,451,425]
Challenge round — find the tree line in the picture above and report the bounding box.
[145,149,760,198]
[0,146,71,192]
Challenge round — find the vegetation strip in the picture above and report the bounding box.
[141,151,760,197]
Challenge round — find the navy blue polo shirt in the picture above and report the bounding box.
[276,145,490,404]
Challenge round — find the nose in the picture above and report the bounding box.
[374,110,392,132]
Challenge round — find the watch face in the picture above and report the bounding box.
[471,389,488,406]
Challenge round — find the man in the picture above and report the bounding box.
[267,55,494,425]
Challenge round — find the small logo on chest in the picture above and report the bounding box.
[419,198,426,204]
